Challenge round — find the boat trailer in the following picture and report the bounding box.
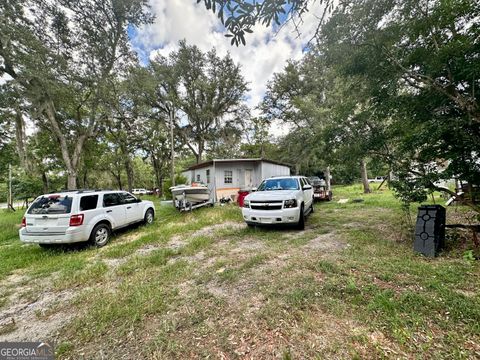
[174,198,214,212]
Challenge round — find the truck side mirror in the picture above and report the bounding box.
[251,187,257,192]
[303,185,312,191]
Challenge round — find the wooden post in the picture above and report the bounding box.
[8,164,15,211]
[360,159,371,194]
[325,166,331,191]
[170,109,175,187]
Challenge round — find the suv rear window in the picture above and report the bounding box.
[80,195,98,211]
[28,195,73,214]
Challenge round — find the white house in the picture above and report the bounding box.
[182,158,291,201]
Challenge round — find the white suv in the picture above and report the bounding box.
[19,190,155,248]
[242,176,314,230]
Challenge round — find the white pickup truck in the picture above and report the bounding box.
[241,176,314,230]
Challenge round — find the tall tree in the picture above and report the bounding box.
[173,41,248,163]
[0,0,152,189]
[128,56,180,186]
[319,0,480,207]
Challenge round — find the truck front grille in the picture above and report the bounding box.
[250,200,283,210]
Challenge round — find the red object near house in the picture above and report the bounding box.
[237,190,250,207]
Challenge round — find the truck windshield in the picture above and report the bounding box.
[258,178,299,191]
[28,195,73,214]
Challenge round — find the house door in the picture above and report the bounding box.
[245,169,253,188]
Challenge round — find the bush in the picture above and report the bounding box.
[162,174,188,199]
[0,183,7,203]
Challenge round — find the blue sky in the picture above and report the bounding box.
[128,0,324,134]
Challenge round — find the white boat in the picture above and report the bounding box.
[170,184,211,210]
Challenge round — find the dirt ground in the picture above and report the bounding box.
[0,221,346,349]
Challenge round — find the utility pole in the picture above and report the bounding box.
[170,109,175,187]
[8,164,15,211]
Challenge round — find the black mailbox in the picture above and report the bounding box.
[414,205,446,257]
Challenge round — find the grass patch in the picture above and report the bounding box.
[1,186,479,358]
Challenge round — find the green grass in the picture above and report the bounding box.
[0,186,479,358]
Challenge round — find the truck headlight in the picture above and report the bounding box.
[284,199,297,208]
[243,200,250,208]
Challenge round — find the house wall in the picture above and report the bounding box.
[261,162,291,179]
[215,161,290,201]
[182,166,214,190]
[183,161,291,202]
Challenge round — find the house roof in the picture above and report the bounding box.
[183,158,292,171]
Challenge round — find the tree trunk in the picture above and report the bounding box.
[110,170,122,190]
[14,110,31,172]
[325,166,331,191]
[360,159,371,194]
[117,173,122,190]
[44,101,89,190]
[196,140,204,164]
[83,170,88,189]
[294,162,300,175]
[41,172,49,193]
[388,170,394,188]
[158,177,163,197]
[67,171,77,190]
[151,155,163,196]
[124,156,134,193]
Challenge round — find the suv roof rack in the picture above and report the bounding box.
[47,189,109,194]
[48,189,79,194]
[76,189,114,193]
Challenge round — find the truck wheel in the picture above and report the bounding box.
[296,204,305,230]
[90,223,111,247]
[144,209,154,225]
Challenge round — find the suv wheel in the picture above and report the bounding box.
[90,223,111,247]
[144,209,154,225]
[296,204,305,230]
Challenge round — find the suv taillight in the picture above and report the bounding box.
[69,214,84,227]
[21,217,26,227]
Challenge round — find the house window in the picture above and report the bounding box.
[196,174,201,182]
[224,170,233,184]
[206,169,210,184]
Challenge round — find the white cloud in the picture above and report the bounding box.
[131,0,326,137]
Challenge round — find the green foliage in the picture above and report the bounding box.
[240,117,279,159]
[162,174,188,199]
[0,0,153,189]
[12,172,44,198]
[318,0,480,208]
[172,41,249,163]
[199,0,315,46]
[463,250,475,264]
[257,0,480,207]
